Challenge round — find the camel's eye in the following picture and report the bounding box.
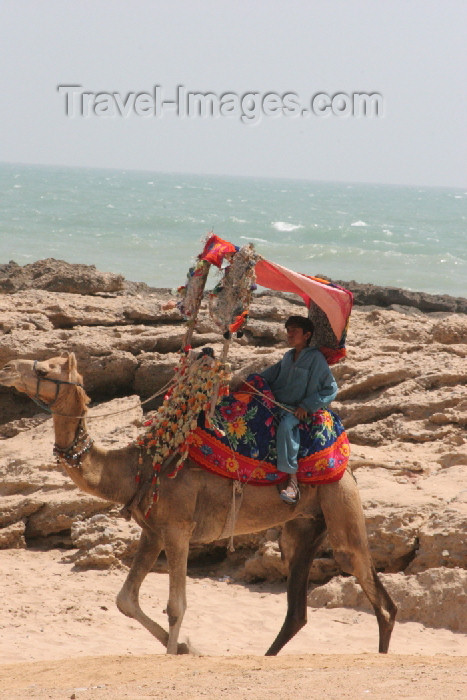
[35,366,49,377]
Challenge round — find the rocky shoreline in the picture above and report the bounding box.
[2,257,466,311]
[0,259,466,632]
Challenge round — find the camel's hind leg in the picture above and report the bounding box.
[265,515,327,656]
[319,469,397,653]
[116,529,190,654]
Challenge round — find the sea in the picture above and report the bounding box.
[0,162,465,298]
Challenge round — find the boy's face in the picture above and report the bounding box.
[286,325,311,350]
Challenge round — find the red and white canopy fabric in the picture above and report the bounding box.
[255,258,352,343]
[198,233,353,363]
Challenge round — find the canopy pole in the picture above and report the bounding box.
[208,335,231,421]
[179,259,211,348]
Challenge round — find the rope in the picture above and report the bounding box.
[45,374,292,423]
[217,479,244,552]
[87,379,175,420]
[241,379,295,415]
[228,480,244,552]
[41,378,176,421]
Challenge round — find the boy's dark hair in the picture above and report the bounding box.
[285,315,314,345]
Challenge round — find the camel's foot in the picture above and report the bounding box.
[264,615,306,657]
[264,646,278,657]
[166,642,189,655]
[167,638,200,655]
[377,604,397,654]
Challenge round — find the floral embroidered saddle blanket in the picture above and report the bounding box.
[188,374,349,486]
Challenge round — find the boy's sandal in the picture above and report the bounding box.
[280,481,300,505]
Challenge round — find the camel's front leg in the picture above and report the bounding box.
[163,523,193,655]
[116,529,190,654]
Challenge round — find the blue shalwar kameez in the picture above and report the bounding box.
[260,347,338,475]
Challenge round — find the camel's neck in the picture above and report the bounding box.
[53,413,83,454]
[62,442,139,505]
[53,404,138,505]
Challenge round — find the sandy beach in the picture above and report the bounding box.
[0,548,466,699]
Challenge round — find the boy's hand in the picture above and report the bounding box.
[294,407,308,421]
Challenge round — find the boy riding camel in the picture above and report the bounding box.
[260,315,338,504]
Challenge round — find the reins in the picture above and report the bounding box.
[241,379,295,415]
[31,361,175,420]
[39,369,172,465]
[30,362,294,429]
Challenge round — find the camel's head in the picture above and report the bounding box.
[0,353,86,410]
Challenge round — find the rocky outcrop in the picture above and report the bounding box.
[0,260,466,631]
[64,513,141,569]
[307,567,467,632]
[318,278,467,313]
[0,259,128,295]
[0,520,26,549]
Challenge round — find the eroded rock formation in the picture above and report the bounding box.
[0,259,466,631]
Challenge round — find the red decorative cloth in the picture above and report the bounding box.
[188,428,349,486]
[255,260,353,343]
[199,234,239,268]
[187,374,349,486]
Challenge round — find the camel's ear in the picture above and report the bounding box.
[67,352,78,374]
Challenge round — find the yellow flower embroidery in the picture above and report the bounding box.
[322,411,333,429]
[226,457,239,473]
[251,467,266,480]
[190,433,203,447]
[315,457,329,471]
[340,443,350,457]
[227,417,247,439]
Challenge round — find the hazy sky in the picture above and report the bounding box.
[1,0,466,187]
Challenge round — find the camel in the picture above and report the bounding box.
[0,353,397,655]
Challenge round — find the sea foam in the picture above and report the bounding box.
[271,221,304,232]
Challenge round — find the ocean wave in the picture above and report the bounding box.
[437,252,466,264]
[271,221,304,232]
[350,220,368,227]
[240,235,268,243]
[372,240,398,247]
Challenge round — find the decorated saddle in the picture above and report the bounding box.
[188,374,349,486]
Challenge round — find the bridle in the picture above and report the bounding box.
[32,360,84,412]
[30,361,93,465]
[30,361,93,466]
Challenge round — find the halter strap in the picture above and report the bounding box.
[32,360,84,412]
